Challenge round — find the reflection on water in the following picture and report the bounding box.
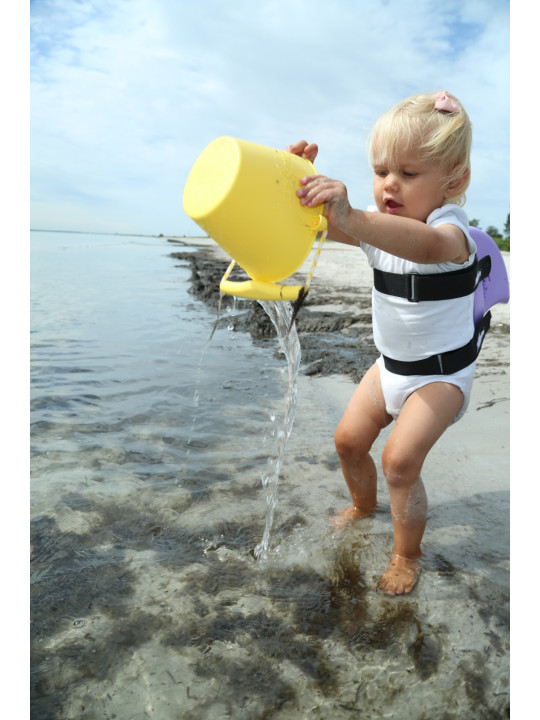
[30,232,509,720]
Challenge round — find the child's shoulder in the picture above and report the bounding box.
[427,204,469,227]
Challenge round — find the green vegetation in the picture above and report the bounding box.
[469,213,510,252]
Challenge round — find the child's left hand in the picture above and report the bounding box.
[297,174,353,230]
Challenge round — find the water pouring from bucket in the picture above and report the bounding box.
[182,136,327,314]
[183,137,326,552]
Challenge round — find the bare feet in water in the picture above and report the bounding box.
[329,511,422,595]
[376,553,422,596]
[329,505,374,530]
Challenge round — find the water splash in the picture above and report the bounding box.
[227,295,237,330]
[254,300,301,560]
[187,292,301,557]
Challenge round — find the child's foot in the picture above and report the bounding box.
[376,554,422,596]
[329,505,373,530]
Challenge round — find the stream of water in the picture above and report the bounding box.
[254,300,301,559]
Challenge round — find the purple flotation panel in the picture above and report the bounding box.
[470,226,510,325]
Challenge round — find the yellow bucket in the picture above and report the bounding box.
[182,136,327,301]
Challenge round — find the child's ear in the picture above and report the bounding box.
[444,165,470,197]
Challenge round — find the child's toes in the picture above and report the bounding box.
[376,554,422,596]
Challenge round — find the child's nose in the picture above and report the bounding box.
[384,172,399,191]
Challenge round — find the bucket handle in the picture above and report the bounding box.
[219,215,327,302]
[219,267,305,301]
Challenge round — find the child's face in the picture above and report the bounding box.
[372,141,449,223]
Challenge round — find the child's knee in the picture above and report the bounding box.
[334,424,367,461]
[334,424,354,460]
[382,445,421,487]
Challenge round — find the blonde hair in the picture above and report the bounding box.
[368,91,472,206]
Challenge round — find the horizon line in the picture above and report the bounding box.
[30,228,209,239]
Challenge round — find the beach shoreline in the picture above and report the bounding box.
[31,232,510,718]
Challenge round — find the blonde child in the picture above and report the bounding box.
[287,90,476,595]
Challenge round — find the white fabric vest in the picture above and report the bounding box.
[360,205,477,362]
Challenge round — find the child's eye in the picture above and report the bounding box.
[374,169,388,177]
[402,171,417,178]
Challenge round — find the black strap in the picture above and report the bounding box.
[382,312,491,376]
[373,255,491,302]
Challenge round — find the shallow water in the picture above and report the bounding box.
[31,232,509,719]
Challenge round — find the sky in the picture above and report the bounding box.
[29,0,511,238]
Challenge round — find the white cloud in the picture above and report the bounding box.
[30,0,510,235]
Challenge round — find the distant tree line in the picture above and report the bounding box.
[470,213,510,252]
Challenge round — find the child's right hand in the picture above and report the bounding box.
[297,174,353,232]
[284,140,318,164]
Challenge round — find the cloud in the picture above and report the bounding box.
[30,0,510,235]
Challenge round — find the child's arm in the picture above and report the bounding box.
[298,174,470,265]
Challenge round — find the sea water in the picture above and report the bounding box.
[30,231,509,720]
[30,230,324,718]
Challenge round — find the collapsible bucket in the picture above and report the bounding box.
[182,136,327,300]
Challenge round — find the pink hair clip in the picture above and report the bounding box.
[434,91,459,113]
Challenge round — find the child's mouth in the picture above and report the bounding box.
[384,198,403,213]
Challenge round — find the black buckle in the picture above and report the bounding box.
[407,273,420,302]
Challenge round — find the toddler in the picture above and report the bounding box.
[287,90,477,595]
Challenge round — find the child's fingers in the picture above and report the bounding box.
[297,175,332,204]
[284,140,319,163]
[297,176,348,216]
[302,142,319,162]
[299,182,333,207]
[296,175,320,204]
[298,174,320,187]
[285,139,308,155]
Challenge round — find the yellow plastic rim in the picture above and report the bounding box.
[219,278,304,301]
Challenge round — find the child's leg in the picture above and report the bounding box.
[332,363,393,526]
[377,381,464,595]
